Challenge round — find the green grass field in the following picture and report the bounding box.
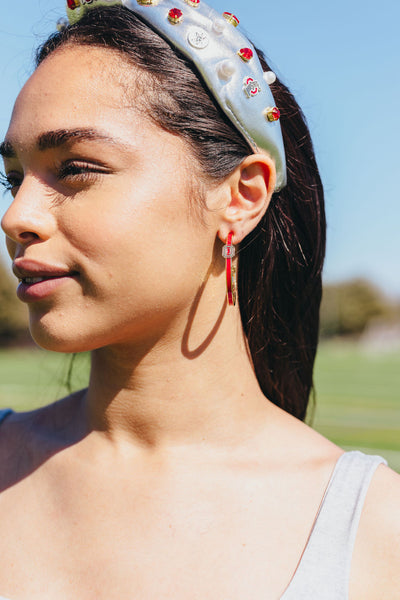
[311,342,400,471]
[1,342,399,471]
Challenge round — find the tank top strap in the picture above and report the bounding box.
[281,450,387,599]
[0,408,14,426]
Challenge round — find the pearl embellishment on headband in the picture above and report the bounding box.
[217,60,236,81]
[212,18,226,35]
[263,71,277,85]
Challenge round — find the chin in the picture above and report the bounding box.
[30,331,87,354]
[29,318,96,354]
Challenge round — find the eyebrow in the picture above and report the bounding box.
[0,128,125,159]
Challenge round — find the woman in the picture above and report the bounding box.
[0,1,399,598]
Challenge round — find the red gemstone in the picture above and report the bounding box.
[67,0,80,8]
[222,12,240,27]
[265,107,281,122]
[168,8,183,23]
[272,107,281,120]
[185,0,200,5]
[238,48,253,62]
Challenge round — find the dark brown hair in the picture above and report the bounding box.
[37,5,325,421]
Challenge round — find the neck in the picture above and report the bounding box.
[83,290,272,454]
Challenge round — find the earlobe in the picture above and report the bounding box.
[218,153,276,245]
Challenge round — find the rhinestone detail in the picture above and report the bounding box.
[168,8,184,23]
[238,48,253,62]
[187,27,209,49]
[243,77,261,98]
[222,12,239,27]
[265,107,281,122]
[222,244,236,259]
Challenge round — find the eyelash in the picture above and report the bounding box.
[0,170,21,194]
[0,161,107,194]
[58,161,106,183]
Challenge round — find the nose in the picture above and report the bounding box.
[1,176,57,252]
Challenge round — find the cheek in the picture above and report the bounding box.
[60,183,213,307]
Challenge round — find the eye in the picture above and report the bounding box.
[58,160,108,186]
[0,170,23,197]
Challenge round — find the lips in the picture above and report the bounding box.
[12,259,79,302]
[12,258,77,282]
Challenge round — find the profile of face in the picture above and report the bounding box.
[1,46,225,353]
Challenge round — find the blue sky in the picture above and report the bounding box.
[1,0,399,296]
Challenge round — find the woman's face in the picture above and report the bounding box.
[1,46,221,352]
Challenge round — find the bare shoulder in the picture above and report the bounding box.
[0,391,87,492]
[267,401,345,465]
[351,462,400,599]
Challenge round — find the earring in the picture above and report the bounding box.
[222,232,237,306]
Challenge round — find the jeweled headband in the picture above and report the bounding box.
[63,0,287,191]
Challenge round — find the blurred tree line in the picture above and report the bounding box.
[320,278,400,339]
[0,257,399,345]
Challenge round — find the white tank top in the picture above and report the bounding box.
[280,449,386,598]
[0,408,387,599]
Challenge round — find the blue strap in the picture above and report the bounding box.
[0,408,13,425]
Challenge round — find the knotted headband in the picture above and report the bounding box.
[64,0,287,191]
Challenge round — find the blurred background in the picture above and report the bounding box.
[0,0,399,469]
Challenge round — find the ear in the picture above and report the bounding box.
[217,153,276,245]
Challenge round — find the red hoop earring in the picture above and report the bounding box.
[222,232,237,306]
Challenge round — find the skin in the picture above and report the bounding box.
[0,45,399,599]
